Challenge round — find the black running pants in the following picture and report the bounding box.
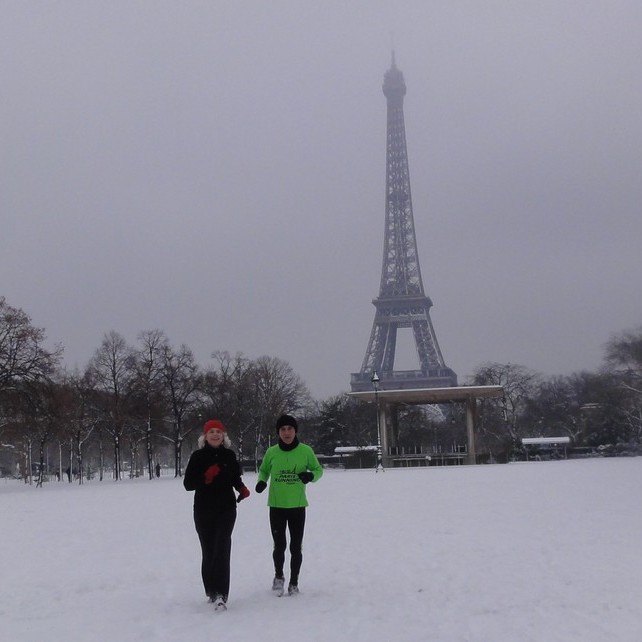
[194,507,237,599]
[269,507,306,584]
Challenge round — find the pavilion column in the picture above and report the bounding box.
[380,402,390,463]
[466,398,477,465]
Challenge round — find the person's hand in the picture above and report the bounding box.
[203,464,221,484]
[255,480,267,493]
[298,472,313,484]
[236,486,250,503]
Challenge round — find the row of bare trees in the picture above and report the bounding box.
[468,329,642,460]
[1,297,311,483]
[2,295,641,477]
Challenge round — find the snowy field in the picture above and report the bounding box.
[2,457,641,642]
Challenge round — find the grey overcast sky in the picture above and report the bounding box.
[2,1,641,399]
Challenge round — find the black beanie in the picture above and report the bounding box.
[275,414,298,433]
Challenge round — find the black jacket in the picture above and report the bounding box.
[183,444,244,515]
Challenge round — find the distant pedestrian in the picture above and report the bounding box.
[255,414,323,596]
[155,462,161,478]
[184,419,250,611]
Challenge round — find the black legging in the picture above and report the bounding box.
[194,507,237,600]
[269,507,306,584]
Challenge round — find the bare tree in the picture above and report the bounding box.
[202,351,257,465]
[133,330,168,479]
[0,297,63,390]
[158,342,200,477]
[521,375,588,445]
[250,355,311,458]
[469,362,541,457]
[61,371,101,483]
[603,327,642,446]
[604,326,642,384]
[0,298,63,450]
[86,331,136,480]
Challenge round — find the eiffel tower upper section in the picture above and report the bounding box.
[351,55,457,392]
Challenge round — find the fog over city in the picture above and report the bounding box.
[2,1,641,399]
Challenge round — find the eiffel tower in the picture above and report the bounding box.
[351,55,457,392]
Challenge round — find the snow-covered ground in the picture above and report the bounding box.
[2,458,641,641]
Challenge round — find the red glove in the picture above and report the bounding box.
[236,486,250,503]
[203,464,221,484]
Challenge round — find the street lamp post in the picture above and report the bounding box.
[371,370,385,472]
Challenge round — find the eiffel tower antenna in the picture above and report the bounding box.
[351,57,457,392]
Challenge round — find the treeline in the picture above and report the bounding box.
[0,296,313,484]
[468,354,642,461]
[1,296,641,483]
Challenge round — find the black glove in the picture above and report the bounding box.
[255,480,267,493]
[298,472,314,484]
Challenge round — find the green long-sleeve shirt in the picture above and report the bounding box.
[258,441,323,508]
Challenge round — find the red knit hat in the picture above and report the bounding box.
[203,419,225,434]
